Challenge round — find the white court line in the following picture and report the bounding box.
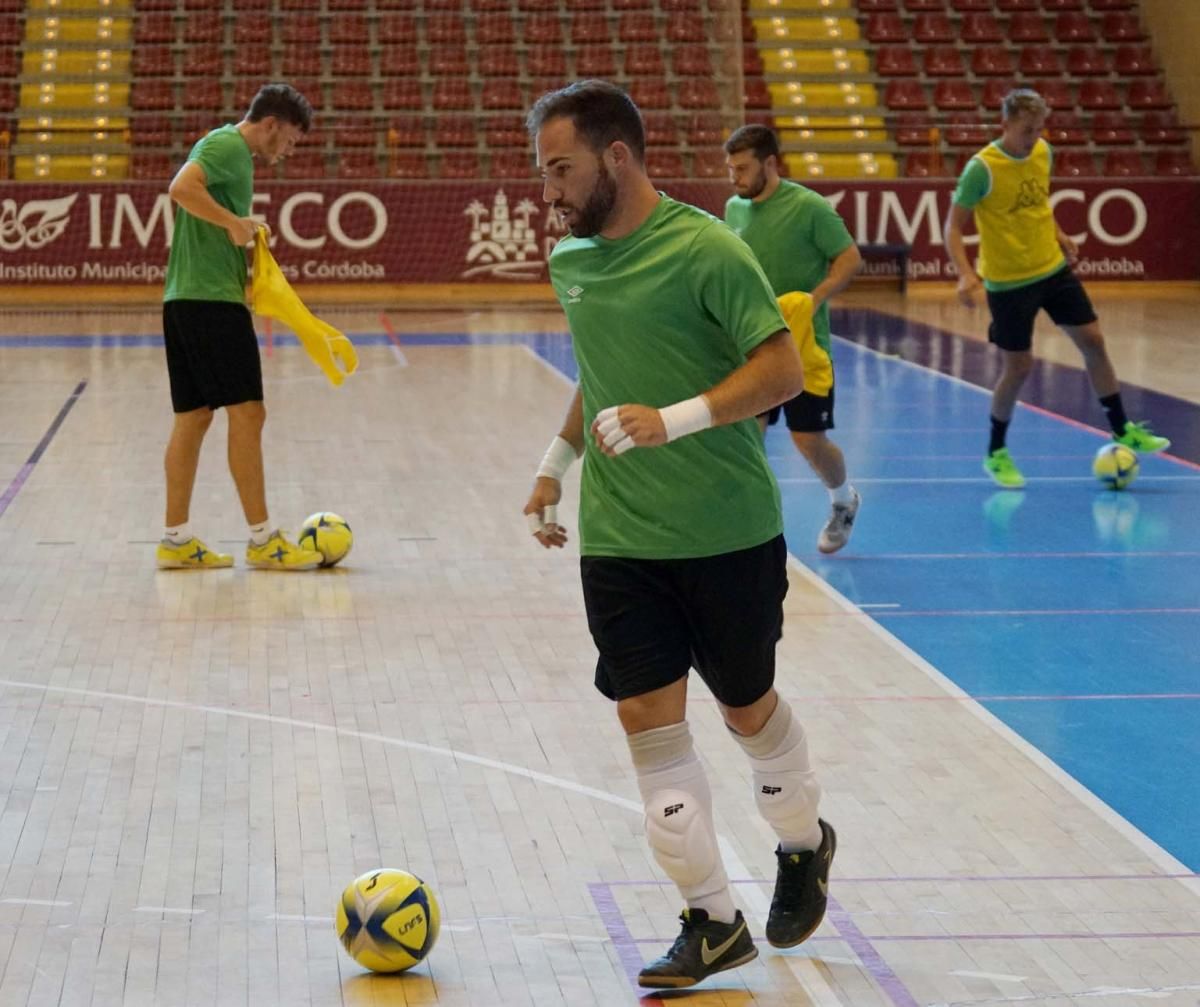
[0,898,71,907]
[134,906,205,916]
[949,970,1028,984]
[266,914,331,923]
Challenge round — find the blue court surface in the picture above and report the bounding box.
[529,307,1200,874]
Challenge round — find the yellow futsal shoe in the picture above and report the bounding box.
[246,530,323,571]
[156,537,234,570]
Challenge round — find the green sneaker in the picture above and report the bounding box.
[983,448,1026,489]
[1115,421,1170,454]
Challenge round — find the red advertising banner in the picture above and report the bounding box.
[0,179,1196,285]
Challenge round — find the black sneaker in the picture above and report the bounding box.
[637,908,758,989]
[766,819,837,948]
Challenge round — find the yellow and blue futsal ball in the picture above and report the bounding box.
[336,868,441,973]
[1092,442,1139,490]
[299,511,353,566]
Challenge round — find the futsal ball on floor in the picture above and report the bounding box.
[336,868,441,973]
[1092,442,1139,490]
[299,511,353,566]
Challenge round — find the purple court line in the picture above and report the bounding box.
[0,380,87,520]
[836,551,1200,561]
[605,872,1199,886]
[825,896,921,1007]
[586,883,646,992]
[875,607,1200,618]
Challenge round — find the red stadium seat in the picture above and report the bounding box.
[894,112,934,146]
[183,80,223,110]
[743,78,771,109]
[481,80,523,109]
[432,79,473,110]
[382,79,423,109]
[282,50,322,77]
[1019,45,1061,76]
[859,0,898,9]
[233,50,271,77]
[480,46,520,77]
[692,149,728,179]
[1140,110,1184,145]
[1127,79,1171,110]
[1091,111,1134,145]
[673,45,712,77]
[182,11,221,41]
[952,0,993,9]
[619,13,658,42]
[490,151,533,180]
[643,113,679,146]
[378,14,418,42]
[233,15,271,44]
[281,15,320,43]
[526,46,566,77]
[428,44,468,75]
[388,115,425,146]
[332,46,373,77]
[678,78,720,109]
[523,14,562,44]
[435,116,477,147]
[1009,12,1048,43]
[971,46,1014,76]
[475,13,515,44]
[280,152,326,179]
[184,44,223,77]
[1101,150,1144,177]
[1042,0,1084,8]
[1052,150,1097,177]
[865,13,905,43]
[1078,80,1121,110]
[877,47,918,77]
[625,45,664,76]
[575,45,616,77]
[485,115,526,147]
[134,13,174,43]
[389,153,431,179]
[1090,0,1134,8]
[571,14,609,44]
[884,79,928,111]
[665,13,706,42]
[924,47,966,76]
[331,82,373,111]
[903,0,944,10]
[981,79,1011,110]
[330,16,370,44]
[933,79,975,110]
[945,113,992,147]
[440,151,480,178]
[996,0,1037,8]
[1044,112,1087,145]
[629,78,671,110]
[1031,79,1074,110]
[338,153,380,179]
[1113,44,1155,75]
[426,14,466,43]
[130,152,175,179]
[133,45,174,76]
[913,14,955,43]
[1154,150,1194,176]
[380,44,421,76]
[1053,12,1095,42]
[905,151,952,177]
[646,149,686,178]
[686,111,722,145]
[961,13,1004,43]
[1066,45,1109,76]
[1101,12,1144,41]
[130,114,173,147]
[334,123,376,147]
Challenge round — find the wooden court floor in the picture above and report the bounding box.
[1,289,1198,1006]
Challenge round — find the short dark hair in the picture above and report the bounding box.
[1001,88,1048,121]
[246,83,313,133]
[724,124,780,162]
[526,79,645,161]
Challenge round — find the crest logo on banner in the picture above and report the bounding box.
[462,190,543,279]
[0,194,77,251]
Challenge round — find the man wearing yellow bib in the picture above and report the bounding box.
[724,125,863,552]
[945,89,1169,489]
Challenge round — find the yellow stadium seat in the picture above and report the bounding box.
[783,152,899,179]
[760,48,869,75]
[768,81,877,110]
[752,16,859,42]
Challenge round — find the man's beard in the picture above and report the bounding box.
[738,168,767,200]
[560,160,618,238]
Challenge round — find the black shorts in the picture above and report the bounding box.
[163,299,263,413]
[986,267,1098,353]
[580,534,788,708]
[762,386,835,434]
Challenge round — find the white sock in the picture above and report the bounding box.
[628,722,737,925]
[730,700,824,853]
[164,523,191,545]
[248,521,272,546]
[829,480,855,506]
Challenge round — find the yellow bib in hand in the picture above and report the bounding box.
[251,230,358,387]
[776,290,833,398]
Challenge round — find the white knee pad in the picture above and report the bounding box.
[643,788,727,897]
[753,769,822,840]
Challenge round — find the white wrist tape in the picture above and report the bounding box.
[536,436,578,481]
[658,395,713,443]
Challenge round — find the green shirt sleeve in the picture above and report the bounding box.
[809,195,856,258]
[953,156,991,209]
[190,128,238,188]
[687,221,788,358]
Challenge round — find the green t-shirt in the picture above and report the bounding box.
[549,196,788,560]
[164,124,253,303]
[724,179,855,351]
[953,141,1066,293]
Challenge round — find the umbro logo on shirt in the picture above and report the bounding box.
[566,285,584,304]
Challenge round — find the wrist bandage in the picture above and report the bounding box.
[536,436,578,481]
[659,395,712,443]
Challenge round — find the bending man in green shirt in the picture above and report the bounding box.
[522,81,836,990]
[724,124,863,553]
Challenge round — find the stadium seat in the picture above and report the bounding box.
[1154,150,1195,176]
[996,0,1037,8]
[944,113,992,147]
[894,112,934,146]
[625,45,664,76]
[904,151,951,177]
[131,80,175,111]
[388,115,425,146]
[1101,12,1144,40]
[233,16,271,45]
[1127,79,1171,110]
[1045,112,1087,145]
[903,0,944,10]
[380,44,421,76]
[1091,111,1134,145]
[331,16,370,43]
[182,12,222,42]
[331,82,373,111]
[877,47,918,77]
[426,0,462,9]
[389,152,430,179]
[859,0,899,10]
[571,14,609,44]
[476,13,516,44]
[1140,110,1185,145]
[678,78,721,110]
[382,79,423,109]
[379,15,418,43]
[1031,79,1074,110]
[865,13,906,43]
[526,46,566,77]
[613,0,651,9]
[432,79,473,110]
[281,152,326,179]
[440,151,480,178]
[884,79,928,111]
[130,152,175,179]
[282,51,322,77]
[485,115,526,147]
[435,116,476,147]
[1018,45,1061,75]
[427,14,466,43]
[130,114,172,147]
[524,14,562,44]
[686,111,722,145]
[961,13,1004,43]
[519,0,560,8]
[692,149,728,179]
[743,79,772,109]
[646,149,686,177]
[575,45,616,77]
[971,46,1014,76]
[1090,0,1134,7]
[332,47,372,77]
[472,0,511,9]
[481,80,523,109]
[335,123,376,147]
[981,79,1011,110]
[1052,150,1097,177]
[619,13,658,43]
[665,13,707,43]
[643,113,679,146]
[933,80,975,110]
[924,47,966,76]
[1042,0,1084,8]
[338,153,380,179]
[490,151,532,179]
[480,46,520,77]
[134,13,174,44]
[1053,12,1095,42]
[662,0,701,9]
[1078,80,1121,110]
[233,79,263,110]
[233,50,271,77]
[673,45,712,77]
[133,45,174,77]
[951,0,992,9]
[1067,45,1109,76]
[1009,13,1048,42]
[630,78,672,110]
[1113,45,1155,75]
[1102,150,1144,177]
[186,44,224,77]
[913,14,954,43]
[281,15,319,43]
[427,45,467,75]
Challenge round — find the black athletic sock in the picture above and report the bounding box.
[1100,393,1128,437]
[988,416,1010,455]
